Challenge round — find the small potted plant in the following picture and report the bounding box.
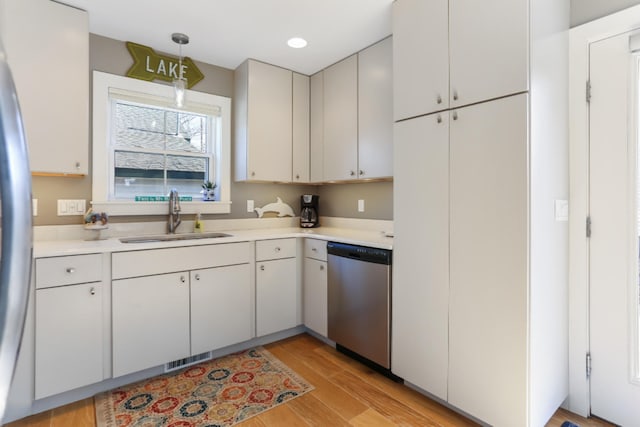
[201,180,217,201]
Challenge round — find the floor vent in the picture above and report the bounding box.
[164,351,212,372]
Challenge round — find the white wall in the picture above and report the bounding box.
[571,0,640,27]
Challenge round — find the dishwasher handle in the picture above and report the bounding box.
[327,242,392,265]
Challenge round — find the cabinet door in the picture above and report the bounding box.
[3,0,88,175]
[358,37,393,179]
[292,72,310,183]
[303,258,327,337]
[323,55,358,181]
[247,60,293,181]
[449,0,528,108]
[191,264,252,354]
[256,258,298,336]
[393,0,449,120]
[449,94,528,426]
[392,113,449,401]
[310,72,324,182]
[112,272,190,377]
[35,282,103,399]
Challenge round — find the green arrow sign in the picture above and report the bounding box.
[126,42,204,89]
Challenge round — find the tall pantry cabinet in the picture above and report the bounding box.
[392,1,570,426]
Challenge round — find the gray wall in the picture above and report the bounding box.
[571,0,640,26]
[32,34,393,225]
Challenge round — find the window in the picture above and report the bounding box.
[92,71,231,215]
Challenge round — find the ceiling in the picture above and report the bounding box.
[56,0,394,75]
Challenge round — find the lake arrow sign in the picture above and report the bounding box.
[126,41,204,89]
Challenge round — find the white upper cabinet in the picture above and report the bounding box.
[310,72,324,183]
[234,60,293,182]
[321,38,393,182]
[323,54,359,181]
[393,0,528,120]
[358,37,393,179]
[1,0,89,175]
[449,0,528,108]
[292,73,310,183]
[393,0,449,120]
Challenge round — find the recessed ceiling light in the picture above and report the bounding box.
[287,37,307,49]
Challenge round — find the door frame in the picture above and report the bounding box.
[569,4,640,417]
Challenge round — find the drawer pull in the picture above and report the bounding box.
[311,247,317,252]
[90,287,96,295]
[275,247,281,252]
[260,265,265,271]
[65,267,75,274]
[180,276,186,283]
[194,274,200,281]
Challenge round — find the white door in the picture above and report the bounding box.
[589,31,640,427]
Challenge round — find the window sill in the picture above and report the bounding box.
[91,201,232,216]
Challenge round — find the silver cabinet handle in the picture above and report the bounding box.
[452,111,458,121]
[194,274,200,281]
[311,247,317,252]
[359,170,364,176]
[437,115,442,124]
[66,267,75,274]
[90,287,96,296]
[296,174,300,180]
[260,265,265,271]
[320,265,325,271]
[180,275,186,283]
[75,161,81,170]
[275,247,281,252]
[437,95,442,104]
[453,90,458,101]
[350,171,356,176]
[251,171,256,177]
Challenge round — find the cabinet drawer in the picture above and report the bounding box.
[304,239,327,261]
[36,254,102,289]
[256,238,297,261]
[113,242,251,279]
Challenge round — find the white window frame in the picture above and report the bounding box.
[92,71,231,215]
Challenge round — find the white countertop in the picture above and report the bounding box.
[33,218,393,258]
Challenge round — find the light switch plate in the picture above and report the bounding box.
[358,199,365,212]
[247,200,254,213]
[57,199,86,216]
[32,199,37,216]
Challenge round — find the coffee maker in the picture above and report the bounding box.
[300,195,319,228]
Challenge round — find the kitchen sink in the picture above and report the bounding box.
[119,232,232,243]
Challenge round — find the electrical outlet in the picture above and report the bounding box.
[247,200,254,212]
[358,199,365,212]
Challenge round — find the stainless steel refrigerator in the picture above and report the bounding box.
[0,39,34,423]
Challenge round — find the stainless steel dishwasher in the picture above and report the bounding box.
[327,241,392,369]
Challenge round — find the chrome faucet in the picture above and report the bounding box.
[168,189,182,233]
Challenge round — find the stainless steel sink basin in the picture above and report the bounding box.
[120,232,232,243]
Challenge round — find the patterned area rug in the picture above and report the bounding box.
[95,347,313,427]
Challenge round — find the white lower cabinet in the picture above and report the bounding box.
[190,264,252,355]
[35,282,104,399]
[392,112,449,401]
[303,239,328,337]
[256,258,297,336]
[111,243,253,377]
[112,272,191,377]
[303,258,327,337]
[255,238,298,337]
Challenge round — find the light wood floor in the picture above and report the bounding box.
[5,333,615,426]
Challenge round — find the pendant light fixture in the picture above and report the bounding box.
[171,32,189,108]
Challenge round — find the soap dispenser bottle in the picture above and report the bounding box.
[194,213,203,233]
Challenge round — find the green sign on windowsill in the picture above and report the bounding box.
[125,42,204,89]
